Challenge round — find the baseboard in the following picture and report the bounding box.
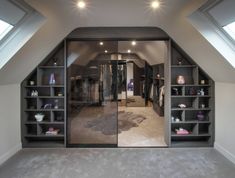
[0,143,22,166]
[214,142,235,165]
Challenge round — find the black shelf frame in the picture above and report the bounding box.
[167,40,215,147]
[21,41,66,148]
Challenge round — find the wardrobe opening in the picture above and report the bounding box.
[67,40,167,147]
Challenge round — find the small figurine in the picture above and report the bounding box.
[201,104,205,108]
[53,58,58,66]
[200,88,205,96]
[31,90,38,97]
[177,58,183,65]
[197,90,201,95]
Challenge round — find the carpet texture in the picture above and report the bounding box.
[85,111,146,135]
[0,148,235,178]
[126,96,145,107]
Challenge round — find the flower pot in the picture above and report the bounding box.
[35,114,45,122]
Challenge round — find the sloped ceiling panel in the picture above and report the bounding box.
[0,0,235,84]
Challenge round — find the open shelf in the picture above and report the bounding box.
[171,140,212,147]
[25,121,64,124]
[21,42,66,148]
[25,134,64,138]
[23,140,65,148]
[169,42,214,147]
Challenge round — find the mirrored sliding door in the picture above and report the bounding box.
[67,41,118,146]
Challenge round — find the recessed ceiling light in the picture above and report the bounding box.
[151,1,160,9]
[127,49,131,53]
[99,41,104,46]
[105,50,108,53]
[77,1,86,9]
[131,41,136,46]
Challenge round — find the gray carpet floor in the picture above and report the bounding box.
[0,148,235,178]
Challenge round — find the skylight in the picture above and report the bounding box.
[0,19,13,41]
[189,0,235,68]
[223,21,235,41]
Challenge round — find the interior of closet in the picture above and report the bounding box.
[66,40,167,147]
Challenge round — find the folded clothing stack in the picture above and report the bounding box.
[46,127,60,135]
[175,128,189,135]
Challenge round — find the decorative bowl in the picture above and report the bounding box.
[178,104,186,108]
[35,114,44,122]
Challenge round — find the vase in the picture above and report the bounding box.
[197,111,205,121]
[49,73,56,85]
[176,75,185,85]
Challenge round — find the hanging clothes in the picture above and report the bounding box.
[159,86,165,107]
[150,84,154,100]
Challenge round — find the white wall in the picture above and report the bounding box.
[0,0,235,166]
[0,84,21,165]
[215,82,235,164]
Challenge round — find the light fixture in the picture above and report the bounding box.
[104,50,108,53]
[99,41,104,46]
[77,1,86,9]
[131,41,136,46]
[127,49,131,53]
[151,1,160,9]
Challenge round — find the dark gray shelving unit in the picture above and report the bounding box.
[169,41,214,147]
[21,42,66,148]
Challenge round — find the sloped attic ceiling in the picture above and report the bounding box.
[0,0,235,84]
[67,41,167,67]
[118,41,167,65]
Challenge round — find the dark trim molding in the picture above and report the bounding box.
[67,27,169,41]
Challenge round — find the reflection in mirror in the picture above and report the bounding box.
[117,60,126,107]
[127,62,134,97]
[126,61,145,107]
[67,41,118,146]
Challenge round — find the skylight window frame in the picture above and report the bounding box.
[0,0,34,47]
[199,0,235,52]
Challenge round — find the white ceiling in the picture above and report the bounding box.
[1,0,235,84]
[24,0,189,27]
[118,41,167,65]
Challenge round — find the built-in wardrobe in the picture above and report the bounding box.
[21,27,214,148]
